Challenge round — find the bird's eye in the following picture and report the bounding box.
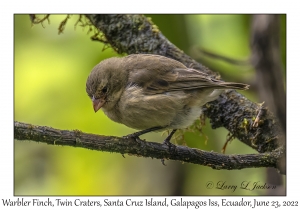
[102,86,108,93]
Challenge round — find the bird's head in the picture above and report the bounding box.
[86,57,128,112]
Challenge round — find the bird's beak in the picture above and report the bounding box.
[92,96,106,113]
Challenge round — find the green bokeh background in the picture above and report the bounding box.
[14,14,286,195]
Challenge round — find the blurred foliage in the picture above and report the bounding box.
[14,14,286,195]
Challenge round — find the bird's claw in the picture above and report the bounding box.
[163,139,173,147]
[124,134,142,142]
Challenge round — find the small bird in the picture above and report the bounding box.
[86,54,249,144]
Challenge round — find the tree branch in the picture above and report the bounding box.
[14,121,282,171]
[251,15,286,134]
[250,14,286,176]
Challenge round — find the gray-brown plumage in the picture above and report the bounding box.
[86,54,249,142]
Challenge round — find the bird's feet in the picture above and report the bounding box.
[123,133,143,142]
[123,126,165,142]
[163,138,173,147]
[162,129,177,147]
[160,129,177,165]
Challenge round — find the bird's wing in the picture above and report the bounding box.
[126,54,248,95]
[128,67,241,95]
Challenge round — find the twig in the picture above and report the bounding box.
[14,121,282,171]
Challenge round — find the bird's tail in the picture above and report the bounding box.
[219,82,250,90]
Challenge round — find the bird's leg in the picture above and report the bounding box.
[163,129,177,145]
[124,126,165,140]
[161,129,177,166]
